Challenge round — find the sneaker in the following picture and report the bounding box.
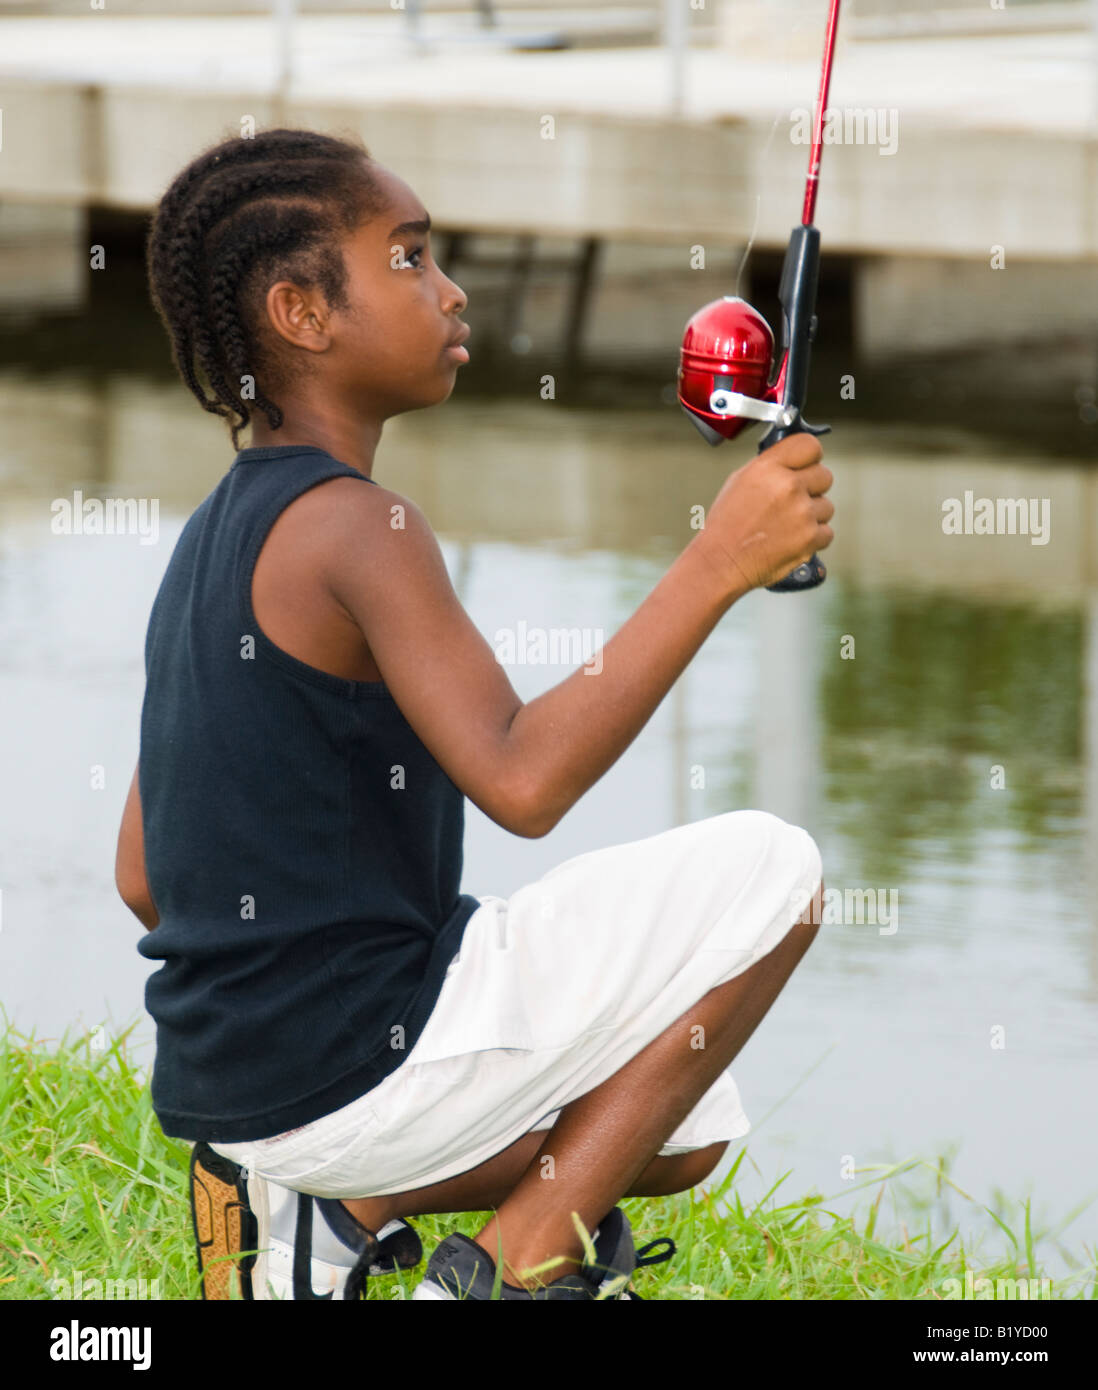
[411,1209,676,1301]
[577,1206,677,1301]
[265,1187,422,1301]
[189,1141,267,1300]
[188,1141,422,1301]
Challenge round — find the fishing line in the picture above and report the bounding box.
[734,20,798,301]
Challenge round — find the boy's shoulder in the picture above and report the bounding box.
[291,472,435,543]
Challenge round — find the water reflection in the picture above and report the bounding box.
[822,593,1082,868]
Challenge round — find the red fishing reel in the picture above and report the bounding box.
[677,296,797,447]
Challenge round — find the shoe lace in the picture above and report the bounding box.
[617,1237,677,1301]
[342,1244,378,1302]
[635,1237,676,1268]
[340,1218,383,1301]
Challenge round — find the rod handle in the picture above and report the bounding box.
[757,416,829,594]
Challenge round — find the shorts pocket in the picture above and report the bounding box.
[402,900,536,1065]
[245,1103,384,1191]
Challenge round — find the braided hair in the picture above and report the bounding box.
[146,128,386,449]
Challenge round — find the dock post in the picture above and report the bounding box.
[560,236,602,371]
[503,234,537,353]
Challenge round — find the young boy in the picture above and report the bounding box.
[115,128,833,1301]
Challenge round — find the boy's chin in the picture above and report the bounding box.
[420,374,460,408]
[385,382,456,419]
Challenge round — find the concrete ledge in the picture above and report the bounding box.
[1,77,1094,260]
[0,19,1092,359]
[0,79,758,242]
[850,0,1094,40]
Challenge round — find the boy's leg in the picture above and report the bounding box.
[346,877,823,1288]
[340,1136,723,1233]
[476,875,823,1288]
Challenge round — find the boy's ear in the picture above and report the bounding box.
[264,280,332,354]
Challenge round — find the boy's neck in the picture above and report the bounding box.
[248,407,383,480]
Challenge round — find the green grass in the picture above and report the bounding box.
[2,1020,1094,1301]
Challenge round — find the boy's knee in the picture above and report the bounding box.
[759,815,823,933]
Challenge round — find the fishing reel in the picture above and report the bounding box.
[677,236,831,593]
[678,296,796,447]
[677,293,831,449]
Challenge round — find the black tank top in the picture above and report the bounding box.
[137,445,481,1141]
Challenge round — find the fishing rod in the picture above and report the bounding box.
[678,0,842,593]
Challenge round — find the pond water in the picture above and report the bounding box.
[1,320,1095,1284]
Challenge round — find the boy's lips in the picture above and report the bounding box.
[445,324,470,362]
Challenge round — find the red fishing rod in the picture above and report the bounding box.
[678,0,842,593]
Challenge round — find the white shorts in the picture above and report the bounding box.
[208,809,822,1199]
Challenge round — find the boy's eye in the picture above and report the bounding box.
[402,245,425,269]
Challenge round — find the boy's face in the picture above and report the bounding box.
[323,162,470,418]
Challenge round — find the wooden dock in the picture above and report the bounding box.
[0,5,1095,356]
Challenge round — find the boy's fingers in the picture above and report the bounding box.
[800,462,834,496]
[769,433,825,469]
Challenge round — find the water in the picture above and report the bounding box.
[1,339,1095,1284]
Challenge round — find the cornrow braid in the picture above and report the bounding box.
[146,128,386,449]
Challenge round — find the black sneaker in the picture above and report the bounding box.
[577,1206,677,1300]
[412,1210,676,1301]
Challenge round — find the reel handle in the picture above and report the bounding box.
[756,416,830,593]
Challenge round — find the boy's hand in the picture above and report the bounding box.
[694,433,835,596]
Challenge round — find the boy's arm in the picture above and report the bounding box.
[115,762,160,930]
[320,480,749,839]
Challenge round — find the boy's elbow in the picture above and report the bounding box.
[505,777,560,839]
[115,867,159,930]
[513,812,554,840]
